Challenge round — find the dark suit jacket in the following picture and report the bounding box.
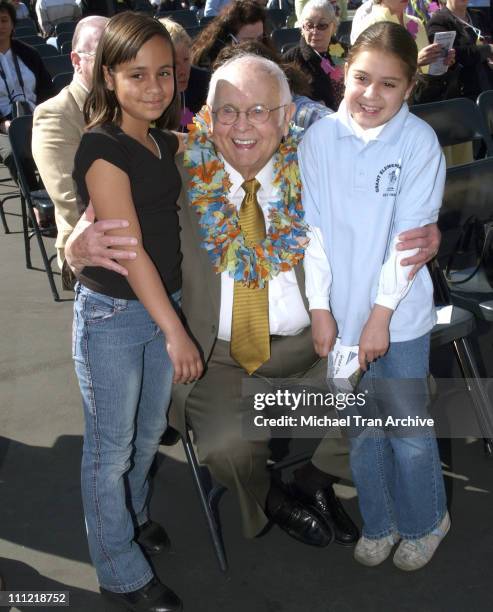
[185,66,211,114]
[427,8,493,99]
[283,37,336,109]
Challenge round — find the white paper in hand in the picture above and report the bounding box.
[429,31,456,76]
[327,338,363,392]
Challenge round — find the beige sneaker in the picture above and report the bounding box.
[354,532,400,567]
[393,512,451,571]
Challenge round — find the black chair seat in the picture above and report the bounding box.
[431,305,475,348]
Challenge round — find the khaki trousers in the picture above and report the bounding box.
[184,328,350,538]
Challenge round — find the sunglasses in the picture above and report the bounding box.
[302,21,331,31]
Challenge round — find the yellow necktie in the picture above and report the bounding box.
[230,179,270,374]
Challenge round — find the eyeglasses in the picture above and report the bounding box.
[212,104,287,125]
[302,21,330,31]
[76,50,96,57]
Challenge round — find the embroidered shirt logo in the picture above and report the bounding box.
[375,163,401,197]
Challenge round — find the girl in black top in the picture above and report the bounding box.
[72,13,201,611]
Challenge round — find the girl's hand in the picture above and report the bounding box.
[311,309,338,357]
[417,43,443,67]
[358,306,392,371]
[166,329,204,384]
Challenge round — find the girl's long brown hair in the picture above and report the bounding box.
[84,11,180,131]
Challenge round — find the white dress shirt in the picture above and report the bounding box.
[218,156,317,341]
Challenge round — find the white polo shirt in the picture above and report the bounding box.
[299,100,445,346]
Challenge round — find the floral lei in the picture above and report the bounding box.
[183,106,309,289]
[326,42,345,82]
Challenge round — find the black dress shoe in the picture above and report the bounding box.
[292,483,359,546]
[136,521,171,556]
[100,577,182,612]
[267,492,334,547]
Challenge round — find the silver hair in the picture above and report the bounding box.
[300,0,337,24]
[207,54,292,125]
[72,15,108,52]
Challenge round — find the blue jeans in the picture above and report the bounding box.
[348,333,446,540]
[72,283,179,592]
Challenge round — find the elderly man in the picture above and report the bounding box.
[65,54,441,547]
[32,15,107,277]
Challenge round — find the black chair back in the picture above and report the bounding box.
[33,43,60,58]
[52,71,73,94]
[42,54,73,78]
[438,157,493,267]
[15,34,44,46]
[54,21,77,36]
[477,90,493,139]
[56,31,73,51]
[266,8,288,30]
[271,27,300,52]
[15,25,37,37]
[155,9,199,28]
[61,40,72,54]
[336,20,351,46]
[410,98,493,157]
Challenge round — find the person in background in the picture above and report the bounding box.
[32,16,108,276]
[350,0,452,72]
[12,0,29,19]
[0,0,53,189]
[35,0,81,38]
[427,0,493,100]
[284,0,345,110]
[203,0,231,17]
[296,0,348,22]
[159,18,210,131]
[191,0,272,68]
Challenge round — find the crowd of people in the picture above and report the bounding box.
[2,0,492,608]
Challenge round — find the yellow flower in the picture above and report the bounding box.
[329,43,344,58]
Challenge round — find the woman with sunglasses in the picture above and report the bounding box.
[427,0,493,100]
[283,0,344,110]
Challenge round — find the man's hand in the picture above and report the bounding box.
[311,309,337,357]
[396,223,441,280]
[65,204,138,276]
[358,306,392,371]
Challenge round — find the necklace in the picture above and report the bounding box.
[184,106,309,289]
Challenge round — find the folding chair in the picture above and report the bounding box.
[56,31,73,52]
[280,41,297,54]
[155,9,199,28]
[15,18,37,34]
[42,54,73,78]
[60,40,72,55]
[15,34,45,46]
[54,20,77,36]
[265,8,289,30]
[52,71,73,94]
[8,115,60,301]
[410,97,493,158]
[477,89,493,139]
[271,27,300,52]
[14,25,37,37]
[199,15,215,27]
[185,26,203,39]
[335,20,351,46]
[437,157,493,323]
[33,43,60,58]
[429,261,493,456]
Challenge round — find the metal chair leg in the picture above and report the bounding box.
[452,337,493,456]
[26,200,59,301]
[182,431,228,572]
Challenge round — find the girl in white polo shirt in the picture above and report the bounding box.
[299,21,449,571]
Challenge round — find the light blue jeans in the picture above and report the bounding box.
[347,333,447,540]
[72,283,179,592]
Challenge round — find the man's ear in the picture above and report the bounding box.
[282,102,296,136]
[70,51,80,74]
[103,65,114,91]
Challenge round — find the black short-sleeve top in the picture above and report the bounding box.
[73,123,182,300]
